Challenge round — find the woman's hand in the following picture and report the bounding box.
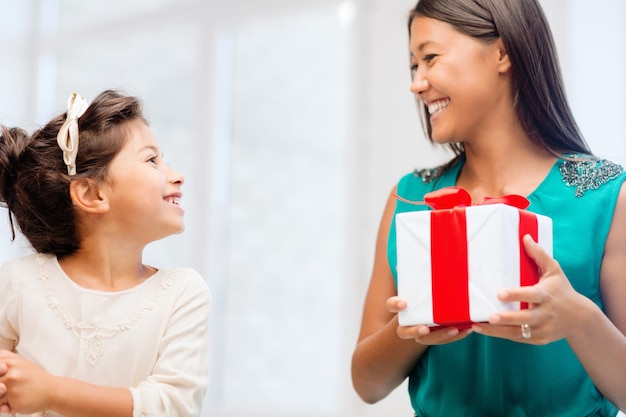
[0,350,55,414]
[387,296,473,345]
[471,234,590,344]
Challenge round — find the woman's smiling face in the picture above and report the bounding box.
[409,16,511,145]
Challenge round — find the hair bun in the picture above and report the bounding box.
[0,126,30,206]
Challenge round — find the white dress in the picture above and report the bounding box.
[0,253,211,417]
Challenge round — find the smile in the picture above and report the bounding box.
[427,99,450,115]
[164,196,181,206]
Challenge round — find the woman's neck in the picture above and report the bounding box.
[455,137,557,202]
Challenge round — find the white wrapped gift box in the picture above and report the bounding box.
[396,200,552,328]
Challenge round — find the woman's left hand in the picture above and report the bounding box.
[471,234,590,344]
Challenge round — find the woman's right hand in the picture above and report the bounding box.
[353,186,469,403]
[387,296,473,345]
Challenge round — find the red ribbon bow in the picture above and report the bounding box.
[421,186,530,210]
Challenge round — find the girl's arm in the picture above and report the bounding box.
[0,269,211,417]
[351,187,470,403]
[0,355,132,416]
[129,270,211,416]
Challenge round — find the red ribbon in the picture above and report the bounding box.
[430,205,470,325]
[397,186,539,326]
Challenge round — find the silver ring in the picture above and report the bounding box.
[521,324,531,339]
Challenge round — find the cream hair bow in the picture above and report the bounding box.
[56,92,89,175]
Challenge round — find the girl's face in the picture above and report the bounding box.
[103,119,185,244]
[409,16,511,144]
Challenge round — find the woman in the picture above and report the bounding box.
[351,0,626,415]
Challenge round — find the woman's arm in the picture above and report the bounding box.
[569,182,626,410]
[351,187,470,403]
[473,183,626,410]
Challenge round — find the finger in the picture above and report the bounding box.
[522,234,558,275]
[0,383,5,396]
[413,327,473,345]
[0,350,16,361]
[496,286,543,306]
[0,362,6,375]
[472,323,532,342]
[386,296,408,313]
[397,324,430,339]
[488,309,534,326]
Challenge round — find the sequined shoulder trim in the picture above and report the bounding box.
[559,154,624,197]
[413,165,446,183]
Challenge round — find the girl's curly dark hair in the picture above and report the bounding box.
[0,90,146,257]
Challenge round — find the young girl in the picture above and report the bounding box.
[0,90,211,416]
[351,0,626,416]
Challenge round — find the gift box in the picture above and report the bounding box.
[395,187,552,328]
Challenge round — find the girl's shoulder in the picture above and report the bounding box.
[155,267,206,286]
[153,267,211,302]
[0,253,48,277]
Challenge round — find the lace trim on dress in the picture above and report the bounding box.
[36,255,175,367]
[559,154,624,197]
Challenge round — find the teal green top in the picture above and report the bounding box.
[388,155,626,417]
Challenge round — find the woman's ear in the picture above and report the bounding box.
[495,38,512,73]
[69,178,109,214]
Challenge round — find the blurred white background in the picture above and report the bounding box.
[0,0,624,416]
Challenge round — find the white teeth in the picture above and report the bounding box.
[165,197,180,205]
[427,99,450,115]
